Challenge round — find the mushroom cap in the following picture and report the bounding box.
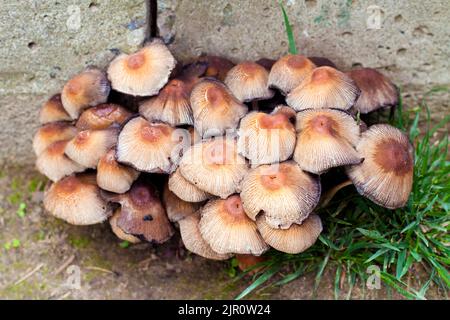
[255,58,276,71]
[271,104,297,120]
[36,140,85,182]
[107,39,176,96]
[97,149,139,193]
[346,124,414,209]
[199,195,269,255]
[44,173,112,225]
[347,68,399,114]
[33,122,78,156]
[116,116,185,173]
[224,61,274,102]
[109,208,141,244]
[286,66,359,111]
[168,168,211,202]
[179,212,232,260]
[235,254,267,272]
[256,214,322,254]
[190,79,248,138]
[61,68,110,119]
[179,137,249,199]
[76,103,132,130]
[197,55,235,81]
[308,56,337,69]
[293,109,362,174]
[39,94,72,124]
[241,161,321,229]
[65,126,119,169]
[237,111,296,166]
[268,54,316,95]
[162,183,201,223]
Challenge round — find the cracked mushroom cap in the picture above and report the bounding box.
[286,66,359,111]
[241,161,321,229]
[199,195,269,255]
[268,54,316,95]
[347,68,399,114]
[224,61,274,102]
[346,124,414,209]
[293,109,362,174]
[36,140,85,182]
[256,214,322,254]
[190,79,248,138]
[168,168,211,203]
[162,183,201,223]
[179,137,249,199]
[237,111,296,166]
[33,122,78,156]
[61,68,110,119]
[76,103,132,130]
[107,39,176,96]
[39,94,71,124]
[96,149,139,193]
[109,208,141,244]
[44,173,112,225]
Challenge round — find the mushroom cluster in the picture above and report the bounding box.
[34,39,414,263]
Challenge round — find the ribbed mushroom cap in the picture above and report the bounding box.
[36,140,85,182]
[256,214,322,254]
[346,124,414,209]
[347,68,399,114]
[197,55,235,81]
[271,105,297,120]
[179,137,249,199]
[33,122,78,156]
[179,211,232,260]
[293,109,362,174]
[268,54,316,95]
[286,66,359,111]
[39,94,71,124]
[190,79,248,138]
[61,68,110,119]
[224,61,274,102]
[44,174,112,225]
[237,111,296,166]
[241,161,321,229]
[109,208,141,244]
[97,149,139,193]
[76,103,132,130]
[116,116,184,173]
[107,39,176,96]
[168,168,211,202]
[65,126,119,169]
[199,195,269,255]
[162,183,201,222]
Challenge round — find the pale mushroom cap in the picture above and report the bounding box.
[76,103,132,130]
[162,183,201,223]
[168,168,211,202]
[109,208,141,244]
[33,122,78,156]
[97,149,139,193]
[39,94,72,124]
[346,124,414,209]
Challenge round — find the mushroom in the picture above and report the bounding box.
[268,54,316,95]
[235,254,267,273]
[96,149,139,193]
[293,108,362,174]
[76,103,132,130]
[61,68,110,119]
[190,78,248,138]
[107,38,176,96]
[168,168,211,203]
[240,161,321,229]
[44,173,112,225]
[346,124,414,209]
[39,94,71,124]
[286,66,360,111]
[256,214,322,254]
[197,55,235,81]
[179,137,248,199]
[179,211,232,260]
[347,68,399,114]
[308,56,337,69]
[162,183,201,223]
[255,58,276,71]
[199,195,269,255]
[36,140,85,182]
[109,208,141,244]
[33,122,78,156]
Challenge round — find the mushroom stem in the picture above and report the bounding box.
[319,179,353,208]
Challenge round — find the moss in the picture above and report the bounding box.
[68,235,91,249]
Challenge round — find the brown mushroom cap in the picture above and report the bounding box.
[199,195,269,255]
[197,55,235,81]
[293,109,362,174]
[347,68,399,114]
[109,208,141,244]
[241,161,321,229]
[107,39,176,96]
[162,183,201,223]
[256,214,322,254]
[39,94,72,124]
[168,168,211,203]
[97,149,139,193]
[61,68,110,119]
[33,122,78,156]
[255,58,276,71]
[268,54,316,95]
[346,124,414,209]
[286,66,359,111]
[190,79,248,138]
[76,103,132,130]
[308,56,337,69]
[179,137,249,199]
[235,254,267,273]
[44,174,112,225]
[237,111,296,166]
[224,61,274,102]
